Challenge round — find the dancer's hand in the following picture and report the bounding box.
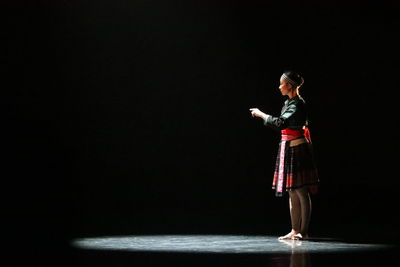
[249,108,266,119]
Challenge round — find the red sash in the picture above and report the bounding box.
[281,127,312,143]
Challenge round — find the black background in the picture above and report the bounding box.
[5,1,400,264]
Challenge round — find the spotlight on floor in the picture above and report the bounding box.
[72,235,390,254]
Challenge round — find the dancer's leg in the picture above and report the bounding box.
[294,187,312,239]
[278,190,301,240]
[290,190,302,233]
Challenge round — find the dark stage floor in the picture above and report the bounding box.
[62,235,398,267]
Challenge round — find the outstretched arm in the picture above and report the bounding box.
[250,104,297,130]
[249,108,270,120]
[263,104,296,130]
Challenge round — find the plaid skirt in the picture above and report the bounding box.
[272,141,319,197]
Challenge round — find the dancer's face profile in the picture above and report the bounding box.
[279,78,293,96]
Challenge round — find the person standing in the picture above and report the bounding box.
[250,71,319,240]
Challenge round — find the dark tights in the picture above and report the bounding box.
[289,187,312,237]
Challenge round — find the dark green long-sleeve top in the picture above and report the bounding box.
[263,95,309,131]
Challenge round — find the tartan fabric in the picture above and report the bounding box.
[272,141,319,197]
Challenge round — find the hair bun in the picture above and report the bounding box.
[282,70,304,88]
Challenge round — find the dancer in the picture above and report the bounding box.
[250,70,319,240]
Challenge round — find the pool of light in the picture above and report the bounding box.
[71,235,390,254]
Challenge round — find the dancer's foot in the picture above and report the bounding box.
[278,230,298,240]
[292,233,309,240]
